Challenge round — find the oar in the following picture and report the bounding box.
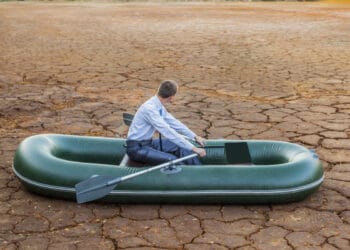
[75,153,198,204]
[123,112,134,126]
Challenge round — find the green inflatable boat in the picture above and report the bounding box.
[13,134,324,204]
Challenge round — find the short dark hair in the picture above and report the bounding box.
[157,80,178,98]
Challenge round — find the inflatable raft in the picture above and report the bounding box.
[13,134,324,204]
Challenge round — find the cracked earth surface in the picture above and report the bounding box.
[0,1,349,249]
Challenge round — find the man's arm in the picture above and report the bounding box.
[194,135,206,147]
[144,107,195,151]
[192,146,206,157]
[163,111,196,138]
[164,111,206,147]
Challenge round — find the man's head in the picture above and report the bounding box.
[157,80,178,98]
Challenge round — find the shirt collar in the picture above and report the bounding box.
[153,95,163,110]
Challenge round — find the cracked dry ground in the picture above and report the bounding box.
[0,2,349,249]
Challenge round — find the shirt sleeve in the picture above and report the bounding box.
[144,105,195,151]
[163,110,196,140]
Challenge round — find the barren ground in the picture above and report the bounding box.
[0,1,350,249]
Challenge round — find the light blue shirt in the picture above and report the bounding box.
[127,95,196,151]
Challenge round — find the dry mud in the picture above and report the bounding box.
[0,2,349,249]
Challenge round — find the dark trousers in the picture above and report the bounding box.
[126,139,201,166]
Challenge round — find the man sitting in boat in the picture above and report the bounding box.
[126,80,206,165]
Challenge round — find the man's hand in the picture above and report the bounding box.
[192,147,206,157]
[195,136,206,147]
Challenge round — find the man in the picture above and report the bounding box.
[126,80,206,165]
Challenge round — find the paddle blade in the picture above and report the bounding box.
[75,175,118,204]
[123,113,134,126]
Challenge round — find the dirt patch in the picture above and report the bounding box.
[0,2,349,249]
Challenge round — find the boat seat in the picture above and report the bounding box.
[120,154,145,168]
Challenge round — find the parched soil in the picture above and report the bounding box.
[0,1,349,249]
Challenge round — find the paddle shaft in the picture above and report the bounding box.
[75,153,199,203]
[107,153,197,186]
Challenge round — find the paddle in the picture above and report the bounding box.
[75,139,251,204]
[75,153,198,204]
[122,112,134,126]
